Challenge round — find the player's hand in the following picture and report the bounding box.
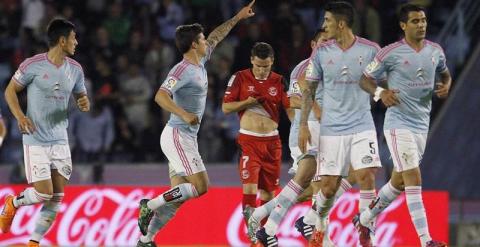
[298,125,311,154]
[77,95,90,112]
[181,112,200,125]
[245,96,259,106]
[18,116,35,134]
[434,82,450,99]
[235,0,255,20]
[380,89,400,107]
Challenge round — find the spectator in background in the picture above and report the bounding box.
[103,2,131,47]
[144,36,176,87]
[69,98,114,183]
[156,0,184,42]
[353,0,381,43]
[126,30,146,65]
[20,0,45,54]
[118,62,153,156]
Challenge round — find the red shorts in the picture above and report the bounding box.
[237,133,282,192]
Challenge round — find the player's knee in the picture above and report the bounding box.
[194,183,208,196]
[356,170,376,188]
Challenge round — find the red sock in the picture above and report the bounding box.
[242,194,257,210]
[260,200,269,225]
[242,194,257,227]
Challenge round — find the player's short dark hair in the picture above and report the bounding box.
[251,42,274,59]
[399,4,426,23]
[324,1,355,28]
[47,19,75,47]
[312,28,326,42]
[175,23,204,54]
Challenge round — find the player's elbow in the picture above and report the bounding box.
[222,104,232,114]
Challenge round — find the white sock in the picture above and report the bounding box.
[147,183,198,210]
[360,181,401,226]
[405,186,432,246]
[31,193,63,242]
[264,180,304,236]
[13,188,52,207]
[251,198,278,222]
[140,203,179,243]
[359,190,376,213]
[336,178,352,200]
[303,207,319,226]
[314,191,334,231]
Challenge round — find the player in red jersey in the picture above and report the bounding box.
[222,42,299,240]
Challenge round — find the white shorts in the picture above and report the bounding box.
[384,129,427,172]
[313,130,381,180]
[160,125,206,177]
[23,144,73,184]
[289,121,320,175]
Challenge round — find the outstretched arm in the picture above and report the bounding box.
[206,0,255,49]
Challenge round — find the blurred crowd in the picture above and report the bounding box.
[0,0,468,168]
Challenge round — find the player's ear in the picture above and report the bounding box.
[399,21,407,31]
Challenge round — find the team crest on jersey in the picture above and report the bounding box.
[248,86,255,92]
[365,59,379,74]
[268,87,277,96]
[163,77,177,90]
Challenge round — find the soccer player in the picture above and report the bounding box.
[0,109,6,148]
[221,41,299,242]
[298,2,383,246]
[1,19,89,247]
[353,4,450,247]
[136,1,255,246]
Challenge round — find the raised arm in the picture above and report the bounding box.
[206,0,255,49]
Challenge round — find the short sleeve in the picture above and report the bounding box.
[159,67,188,96]
[364,55,389,82]
[436,48,448,73]
[280,77,290,108]
[305,48,323,82]
[12,60,36,87]
[73,68,87,94]
[223,73,241,103]
[288,71,302,97]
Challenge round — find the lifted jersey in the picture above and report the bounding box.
[223,69,290,124]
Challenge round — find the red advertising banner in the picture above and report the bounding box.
[0,186,448,246]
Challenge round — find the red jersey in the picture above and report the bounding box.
[223,69,290,124]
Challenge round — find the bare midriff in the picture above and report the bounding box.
[240,110,278,134]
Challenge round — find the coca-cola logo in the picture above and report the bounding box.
[226,192,404,247]
[0,187,155,246]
